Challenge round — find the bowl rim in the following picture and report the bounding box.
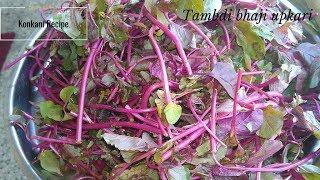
[8,27,47,180]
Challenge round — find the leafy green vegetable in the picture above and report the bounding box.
[154,141,173,163]
[260,172,282,180]
[58,43,78,71]
[168,165,191,180]
[39,150,62,175]
[257,106,284,139]
[235,21,266,61]
[63,144,82,157]
[177,0,204,21]
[299,164,320,180]
[119,164,159,180]
[164,102,182,124]
[120,151,138,163]
[39,101,64,121]
[60,86,78,103]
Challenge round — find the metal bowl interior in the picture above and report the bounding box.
[6,1,320,179]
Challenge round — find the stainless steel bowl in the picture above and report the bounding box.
[6,1,320,179]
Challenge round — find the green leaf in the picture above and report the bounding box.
[60,86,78,103]
[257,106,285,139]
[196,139,210,156]
[299,164,320,180]
[260,173,282,180]
[63,144,82,157]
[144,0,157,13]
[58,43,78,71]
[120,151,138,163]
[154,141,173,163]
[119,164,159,180]
[235,21,266,60]
[177,0,204,21]
[39,101,63,121]
[39,150,62,175]
[168,165,191,180]
[164,102,182,124]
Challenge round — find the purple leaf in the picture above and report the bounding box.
[209,62,237,98]
[217,109,263,137]
[247,140,283,166]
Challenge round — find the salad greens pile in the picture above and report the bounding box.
[5,0,320,179]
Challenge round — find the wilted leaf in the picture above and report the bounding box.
[247,140,283,165]
[39,150,62,175]
[102,133,158,152]
[164,102,182,124]
[209,62,237,98]
[257,106,285,139]
[168,165,191,180]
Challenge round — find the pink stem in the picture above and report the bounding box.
[31,136,76,144]
[125,105,158,127]
[3,42,44,70]
[242,71,265,76]
[231,70,243,136]
[187,99,225,146]
[210,89,218,153]
[76,39,102,144]
[88,103,156,113]
[148,27,172,104]
[79,121,162,134]
[187,21,219,56]
[141,82,176,108]
[162,128,206,161]
[144,10,193,75]
[218,21,231,50]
